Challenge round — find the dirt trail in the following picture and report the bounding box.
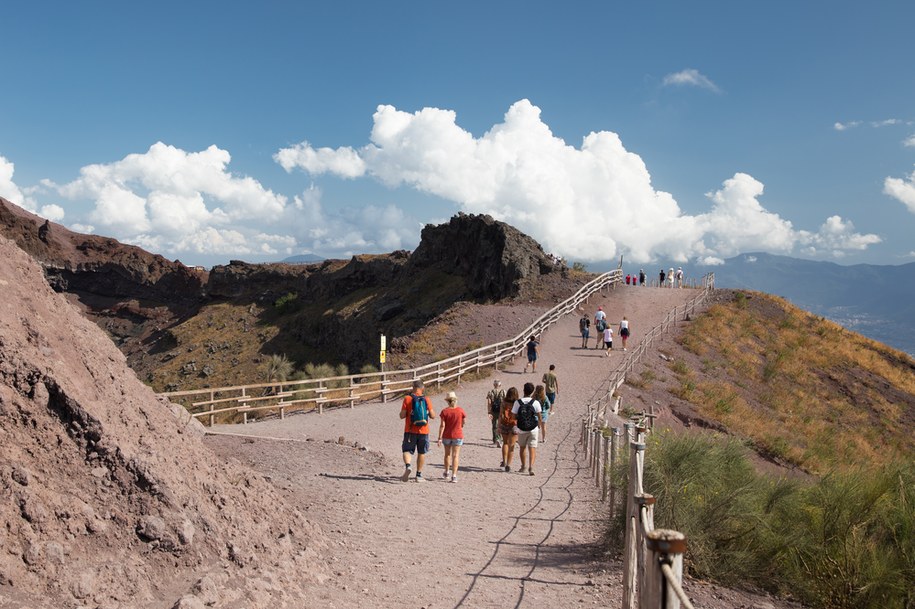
[207,286,795,609]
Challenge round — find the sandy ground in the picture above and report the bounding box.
[207,285,801,609]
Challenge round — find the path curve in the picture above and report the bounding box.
[207,286,700,608]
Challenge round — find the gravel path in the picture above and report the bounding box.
[207,286,799,609]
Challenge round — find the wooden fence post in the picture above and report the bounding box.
[645,529,687,609]
[609,427,621,517]
[621,437,646,609]
[601,434,611,500]
[636,494,657,609]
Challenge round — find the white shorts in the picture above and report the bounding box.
[517,427,540,448]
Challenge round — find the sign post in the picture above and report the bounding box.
[380,334,387,373]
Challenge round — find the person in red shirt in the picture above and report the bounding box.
[436,391,466,483]
[399,380,437,482]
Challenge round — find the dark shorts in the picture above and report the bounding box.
[604,341,613,348]
[621,328,630,337]
[546,392,556,406]
[402,432,430,455]
[527,352,537,362]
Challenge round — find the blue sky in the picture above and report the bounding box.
[2,1,914,268]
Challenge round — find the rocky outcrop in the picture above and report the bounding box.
[1,197,580,388]
[0,197,206,309]
[206,251,410,303]
[408,213,559,301]
[0,235,327,607]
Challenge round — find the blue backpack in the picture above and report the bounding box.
[409,394,429,427]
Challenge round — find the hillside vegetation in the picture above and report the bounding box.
[613,290,915,608]
[670,290,915,472]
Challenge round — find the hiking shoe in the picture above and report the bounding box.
[504,465,511,472]
[518,466,527,473]
[529,470,535,476]
[499,461,505,468]
[443,470,450,479]
[415,475,426,483]
[400,468,411,482]
[451,476,458,483]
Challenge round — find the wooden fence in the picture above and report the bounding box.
[580,272,714,609]
[160,268,625,424]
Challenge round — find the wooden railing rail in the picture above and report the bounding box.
[580,273,713,609]
[160,268,625,423]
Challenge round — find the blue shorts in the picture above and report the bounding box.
[540,409,550,423]
[402,432,430,455]
[581,329,589,338]
[441,438,463,446]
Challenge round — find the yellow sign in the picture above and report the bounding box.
[379,350,386,363]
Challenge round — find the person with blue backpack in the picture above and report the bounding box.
[399,379,437,482]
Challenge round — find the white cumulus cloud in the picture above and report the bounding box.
[884,166,915,213]
[52,142,289,256]
[0,155,66,221]
[276,100,879,264]
[904,134,915,147]
[661,69,721,93]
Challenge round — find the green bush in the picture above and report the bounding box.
[273,292,299,313]
[606,432,915,608]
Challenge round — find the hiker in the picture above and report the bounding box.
[399,379,436,482]
[639,269,646,286]
[38,219,50,244]
[541,364,559,410]
[533,384,552,443]
[668,268,675,288]
[437,391,466,483]
[594,306,607,349]
[676,267,684,288]
[511,382,543,475]
[659,268,666,287]
[579,314,591,348]
[499,386,520,471]
[620,316,631,351]
[486,380,505,447]
[522,335,539,373]
[603,323,614,356]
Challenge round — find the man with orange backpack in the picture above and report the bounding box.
[399,379,437,482]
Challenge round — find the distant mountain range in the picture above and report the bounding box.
[680,253,915,357]
[280,253,324,264]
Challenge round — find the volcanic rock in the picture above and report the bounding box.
[0,234,327,607]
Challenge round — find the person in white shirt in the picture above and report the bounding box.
[619,316,631,351]
[603,324,614,356]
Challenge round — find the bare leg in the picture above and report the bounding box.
[529,446,537,473]
[504,435,517,468]
[451,445,461,477]
[519,445,528,471]
[443,445,453,475]
[416,453,426,476]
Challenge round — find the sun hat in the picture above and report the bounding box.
[446,391,458,402]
